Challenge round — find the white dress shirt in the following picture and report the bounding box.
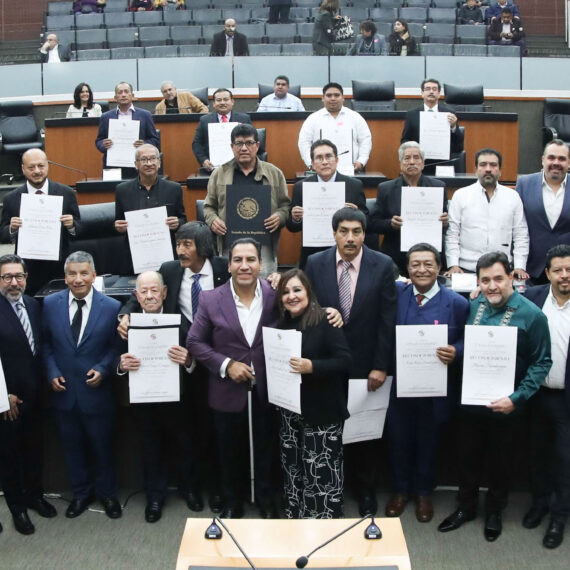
[445,181,529,271]
[542,172,567,229]
[68,288,94,344]
[413,281,440,306]
[541,288,570,389]
[298,106,372,168]
[48,46,62,63]
[178,258,215,323]
[258,92,305,112]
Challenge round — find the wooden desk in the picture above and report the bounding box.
[176,518,411,569]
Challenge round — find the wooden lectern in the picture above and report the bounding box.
[176,518,411,569]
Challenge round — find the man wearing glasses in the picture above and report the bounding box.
[204,124,290,276]
[114,144,187,273]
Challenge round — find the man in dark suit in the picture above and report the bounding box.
[209,19,250,57]
[38,33,71,63]
[523,244,570,549]
[117,221,230,514]
[114,143,187,274]
[287,139,368,269]
[0,255,57,535]
[305,207,398,516]
[192,88,252,173]
[187,238,280,519]
[368,142,447,276]
[401,78,464,175]
[95,81,159,178]
[0,149,81,295]
[516,140,570,284]
[42,251,121,520]
[385,243,469,523]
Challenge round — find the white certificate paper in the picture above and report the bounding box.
[400,186,443,251]
[451,273,478,293]
[419,111,451,160]
[125,206,174,273]
[208,122,239,167]
[321,124,354,175]
[128,313,181,403]
[302,182,345,247]
[0,360,10,414]
[106,118,140,168]
[343,376,393,444]
[262,327,302,414]
[461,325,517,406]
[396,324,448,397]
[17,193,63,261]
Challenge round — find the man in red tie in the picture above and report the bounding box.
[0,149,81,294]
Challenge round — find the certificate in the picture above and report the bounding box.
[302,182,345,247]
[461,325,517,406]
[128,314,181,403]
[262,326,302,414]
[342,376,393,444]
[400,186,444,251]
[226,184,271,246]
[321,123,354,175]
[451,273,477,293]
[106,118,140,168]
[208,122,239,167]
[125,206,174,273]
[396,324,448,397]
[17,193,63,261]
[419,111,451,160]
[0,359,10,414]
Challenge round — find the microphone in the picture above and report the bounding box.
[48,160,88,181]
[204,517,257,570]
[295,514,377,568]
[364,516,382,539]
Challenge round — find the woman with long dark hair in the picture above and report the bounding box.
[388,18,417,56]
[276,268,351,518]
[66,83,102,118]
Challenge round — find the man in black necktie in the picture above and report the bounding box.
[0,149,81,295]
[0,254,57,535]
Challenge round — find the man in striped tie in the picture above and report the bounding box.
[0,254,57,535]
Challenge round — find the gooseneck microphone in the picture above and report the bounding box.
[204,516,257,570]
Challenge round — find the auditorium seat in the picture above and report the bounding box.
[432,0,459,7]
[75,28,107,50]
[179,44,211,57]
[145,45,179,58]
[265,23,297,44]
[288,8,311,22]
[44,14,75,30]
[340,8,369,22]
[428,7,457,23]
[193,9,223,25]
[0,101,44,157]
[138,26,170,47]
[170,25,202,45]
[456,24,486,44]
[221,9,252,23]
[424,23,455,44]
[237,23,265,44]
[487,45,521,57]
[47,1,73,15]
[110,46,145,59]
[407,0,431,7]
[162,10,192,26]
[281,43,312,56]
[107,27,139,48]
[398,7,427,23]
[444,83,486,112]
[104,12,134,28]
[76,48,111,60]
[453,44,487,56]
[370,8,398,22]
[75,13,104,29]
[297,22,314,43]
[249,44,281,56]
[420,42,453,55]
[105,0,130,12]
[351,80,396,112]
[133,11,164,27]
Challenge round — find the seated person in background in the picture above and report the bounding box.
[258,75,305,112]
[210,19,249,57]
[66,83,103,118]
[154,0,185,9]
[38,33,71,63]
[388,18,416,56]
[458,0,484,25]
[154,81,208,115]
[486,0,520,22]
[350,20,387,56]
[130,0,154,10]
[488,8,525,49]
[73,0,106,13]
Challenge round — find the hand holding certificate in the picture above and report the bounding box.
[419,111,451,160]
[208,122,239,167]
[400,186,444,252]
[106,118,140,168]
[302,182,345,247]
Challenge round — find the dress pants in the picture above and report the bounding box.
[344,438,381,500]
[213,389,277,508]
[386,397,443,496]
[529,387,570,522]
[0,401,44,515]
[53,404,117,499]
[456,410,521,514]
[280,410,344,519]
[268,5,291,23]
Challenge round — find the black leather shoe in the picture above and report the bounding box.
[221,504,244,519]
[522,505,549,529]
[13,512,35,535]
[65,495,94,518]
[145,501,163,523]
[484,512,502,542]
[209,493,223,514]
[100,497,122,519]
[0,521,3,532]
[543,519,565,549]
[28,497,57,518]
[358,493,378,517]
[438,508,477,532]
[183,490,204,512]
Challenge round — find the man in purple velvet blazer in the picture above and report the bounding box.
[187,238,279,519]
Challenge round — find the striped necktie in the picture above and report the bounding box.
[338,260,353,322]
[191,273,202,319]
[15,301,36,354]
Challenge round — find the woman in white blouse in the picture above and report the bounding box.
[66,83,103,118]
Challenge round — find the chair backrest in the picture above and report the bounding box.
[104,12,134,28]
[45,14,75,30]
[133,11,164,26]
[351,80,396,111]
[75,28,107,48]
[280,43,312,56]
[398,7,428,23]
[487,45,521,57]
[420,42,453,56]
[258,83,301,102]
[544,99,570,141]
[444,83,484,111]
[76,48,111,60]
[429,8,457,23]
[238,23,266,42]
[107,27,139,48]
[249,44,282,56]
[0,101,40,146]
[189,87,209,108]
[453,44,487,56]
[163,10,192,26]
[179,44,211,57]
[75,13,105,29]
[257,127,267,161]
[48,1,73,15]
[110,46,145,59]
[145,45,179,58]
[424,22,455,42]
[370,7,398,22]
[456,24,486,44]
[139,26,171,46]
[193,9,223,25]
[170,25,202,44]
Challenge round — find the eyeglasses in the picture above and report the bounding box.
[313,154,336,163]
[136,156,160,164]
[0,273,27,283]
[232,140,257,148]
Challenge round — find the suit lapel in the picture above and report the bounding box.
[0,296,29,347]
[351,248,373,319]
[58,291,77,349]
[220,282,249,346]
[553,179,570,231]
[79,289,102,347]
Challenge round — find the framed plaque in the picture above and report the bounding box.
[226,184,271,246]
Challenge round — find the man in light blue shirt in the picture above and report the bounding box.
[258,75,305,113]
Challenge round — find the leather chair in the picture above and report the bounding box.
[189,87,209,109]
[543,98,570,147]
[0,101,44,156]
[443,83,486,112]
[351,80,396,112]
